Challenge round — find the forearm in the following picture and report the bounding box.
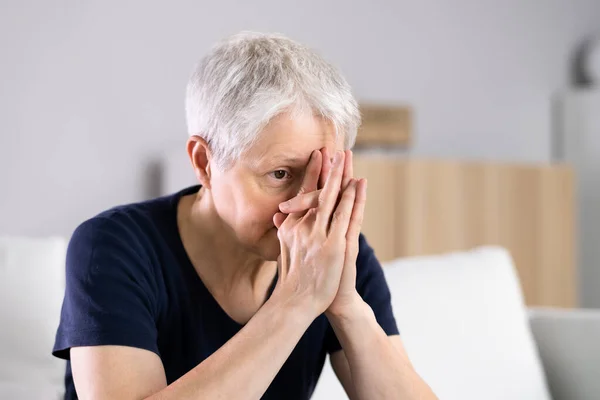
[328,297,437,400]
[150,294,313,400]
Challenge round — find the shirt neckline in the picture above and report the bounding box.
[167,185,278,328]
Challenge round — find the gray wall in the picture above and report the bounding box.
[2,0,600,237]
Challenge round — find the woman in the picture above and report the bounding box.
[53,32,437,399]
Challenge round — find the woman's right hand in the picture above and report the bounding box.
[272,149,358,319]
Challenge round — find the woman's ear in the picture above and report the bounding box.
[187,135,213,189]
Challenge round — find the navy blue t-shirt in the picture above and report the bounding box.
[53,185,399,399]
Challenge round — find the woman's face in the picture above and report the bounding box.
[209,112,344,261]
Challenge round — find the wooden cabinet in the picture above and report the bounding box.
[354,156,577,308]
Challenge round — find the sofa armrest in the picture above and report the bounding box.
[528,307,600,400]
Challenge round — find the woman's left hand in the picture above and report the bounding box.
[275,148,367,318]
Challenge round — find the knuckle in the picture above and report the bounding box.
[342,191,354,201]
[317,190,325,202]
[302,208,316,221]
[300,196,311,209]
[329,235,346,250]
[277,227,286,241]
[350,210,363,224]
[296,224,309,238]
[292,223,309,240]
[346,227,359,241]
[356,213,364,225]
[332,210,350,223]
[290,223,301,236]
[312,230,326,243]
[278,223,294,241]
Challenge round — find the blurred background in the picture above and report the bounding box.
[1,0,598,235]
[1,1,600,399]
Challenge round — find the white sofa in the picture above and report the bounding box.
[0,237,66,399]
[313,247,600,400]
[1,238,599,399]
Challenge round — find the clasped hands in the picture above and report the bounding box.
[271,148,366,319]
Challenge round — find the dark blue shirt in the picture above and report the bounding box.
[53,185,399,399]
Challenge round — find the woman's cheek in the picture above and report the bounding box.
[256,179,297,203]
[243,187,279,217]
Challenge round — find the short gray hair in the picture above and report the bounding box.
[185,31,360,169]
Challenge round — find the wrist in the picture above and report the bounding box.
[325,292,368,324]
[267,287,319,327]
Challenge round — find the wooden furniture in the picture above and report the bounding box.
[356,105,412,147]
[353,155,577,308]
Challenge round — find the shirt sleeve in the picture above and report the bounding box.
[325,233,400,354]
[53,214,160,360]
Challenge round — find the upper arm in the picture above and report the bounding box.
[53,216,164,397]
[71,345,167,400]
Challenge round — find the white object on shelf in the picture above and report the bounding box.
[556,89,600,308]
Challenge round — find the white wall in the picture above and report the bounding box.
[1,0,600,237]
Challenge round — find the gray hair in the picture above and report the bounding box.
[185,31,360,169]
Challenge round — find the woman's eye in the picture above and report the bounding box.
[270,170,290,180]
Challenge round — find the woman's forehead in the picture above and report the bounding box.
[247,113,344,161]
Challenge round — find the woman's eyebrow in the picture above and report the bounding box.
[268,155,307,165]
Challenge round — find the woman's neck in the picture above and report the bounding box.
[177,187,276,296]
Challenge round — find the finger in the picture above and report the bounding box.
[328,179,357,238]
[279,190,321,213]
[318,147,332,189]
[346,178,367,242]
[273,212,287,229]
[277,150,320,227]
[316,151,345,230]
[298,149,322,195]
[341,150,353,189]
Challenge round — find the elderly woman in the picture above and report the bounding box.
[53,32,436,399]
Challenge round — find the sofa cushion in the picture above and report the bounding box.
[383,246,551,400]
[312,246,551,400]
[529,307,600,400]
[0,236,67,399]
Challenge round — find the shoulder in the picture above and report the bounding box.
[68,188,183,257]
[356,233,380,273]
[68,207,151,263]
[65,192,179,282]
[355,233,389,292]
